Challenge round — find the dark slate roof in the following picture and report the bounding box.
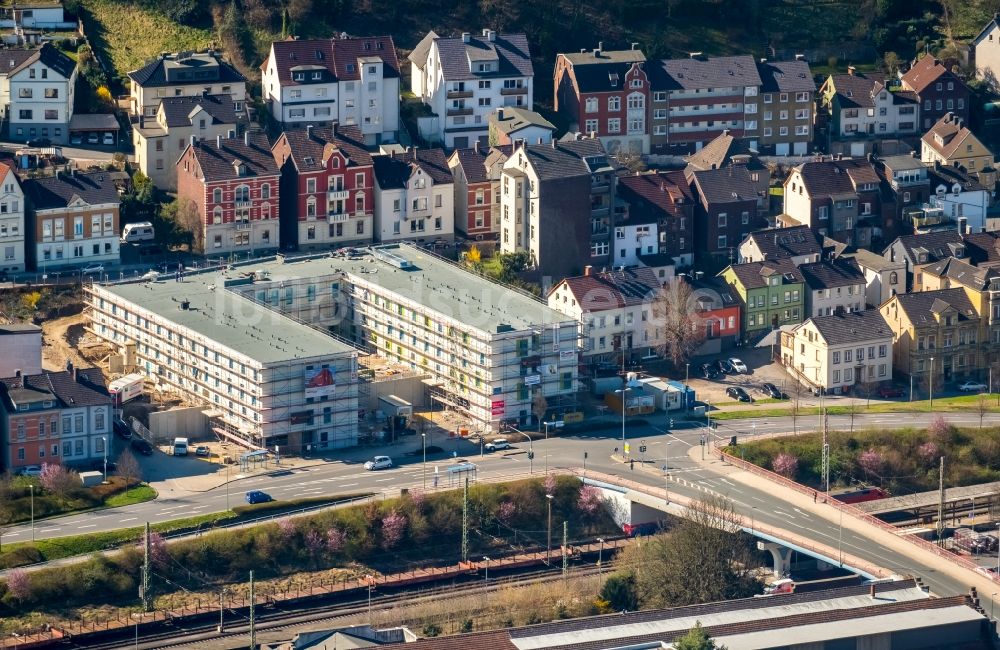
[928,164,986,193]
[757,59,816,93]
[552,266,661,310]
[519,137,614,181]
[0,42,75,80]
[921,256,1000,291]
[654,55,761,91]
[0,368,108,410]
[372,148,453,189]
[268,36,399,86]
[450,145,490,184]
[689,165,759,204]
[798,258,864,291]
[275,125,372,173]
[23,171,120,210]
[423,32,532,81]
[894,287,978,325]
[617,170,693,219]
[743,225,823,260]
[188,132,279,182]
[827,72,882,109]
[886,230,965,265]
[561,48,647,93]
[128,51,245,87]
[159,94,237,128]
[727,259,803,290]
[963,231,1000,266]
[808,310,892,345]
[685,275,740,309]
[796,159,881,197]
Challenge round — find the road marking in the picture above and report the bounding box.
[119,517,137,523]
[793,508,811,517]
[77,524,96,529]
[720,478,736,486]
[5,531,20,537]
[338,482,359,488]
[38,528,60,533]
[374,477,394,482]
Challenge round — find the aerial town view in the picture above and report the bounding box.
[9,0,1000,648]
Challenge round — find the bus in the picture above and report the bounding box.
[108,373,144,407]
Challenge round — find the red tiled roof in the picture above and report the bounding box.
[269,36,399,86]
[617,170,693,219]
[552,266,662,312]
[900,55,948,94]
[273,125,372,173]
[187,132,280,183]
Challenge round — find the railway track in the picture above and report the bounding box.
[64,560,607,649]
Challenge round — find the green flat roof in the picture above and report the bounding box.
[98,272,357,365]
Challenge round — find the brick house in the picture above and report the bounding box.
[176,132,281,254]
[616,171,695,267]
[271,124,374,251]
[447,142,511,240]
[23,170,120,270]
[0,366,111,472]
[554,45,650,154]
[685,274,742,354]
[899,55,970,130]
[687,164,767,258]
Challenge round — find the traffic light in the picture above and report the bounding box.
[669,419,674,428]
[639,445,647,453]
[527,451,535,460]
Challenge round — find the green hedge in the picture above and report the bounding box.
[1,476,143,524]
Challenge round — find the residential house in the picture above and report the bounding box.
[720,259,805,339]
[261,35,400,145]
[547,266,662,362]
[905,164,993,235]
[1,2,75,30]
[616,170,695,267]
[883,230,967,288]
[688,164,767,257]
[499,135,619,280]
[914,256,1000,293]
[23,170,119,270]
[411,29,534,149]
[553,45,649,155]
[133,94,239,191]
[920,112,996,178]
[127,50,247,119]
[964,231,1000,268]
[798,258,866,317]
[780,310,893,394]
[877,154,931,232]
[850,248,905,308]
[818,69,920,156]
[372,148,454,244]
[0,161,25,272]
[683,130,770,196]
[0,366,111,472]
[0,324,41,378]
[646,54,762,154]
[271,124,374,251]
[684,274,742,354]
[0,42,76,144]
[899,55,970,130]
[880,287,990,383]
[783,158,893,248]
[738,224,824,265]
[176,132,281,254]
[973,15,1000,92]
[755,58,816,155]
[447,142,510,240]
[488,107,554,146]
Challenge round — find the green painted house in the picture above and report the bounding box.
[720,259,806,340]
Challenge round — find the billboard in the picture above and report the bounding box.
[304,367,336,399]
[491,399,505,416]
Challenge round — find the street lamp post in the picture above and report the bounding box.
[102,436,108,483]
[929,356,935,410]
[751,506,757,536]
[615,387,631,456]
[483,556,490,592]
[838,508,845,567]
[422,433,427,490]
[992,592,997,621]
[546,494,554,565]
[510,427,534,474]
[684,363,690,414]
[29,484,34,542]
[597,537,605,574]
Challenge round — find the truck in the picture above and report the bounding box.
[108,373,144,407]
[173,437,189,456]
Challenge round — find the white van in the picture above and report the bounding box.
[122,222,155,243]
[173,437,189,456]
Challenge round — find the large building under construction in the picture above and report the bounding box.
[87,244,580,444]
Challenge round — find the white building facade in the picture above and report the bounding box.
[0,43,76,144]
[0,162,25,272]
[372,150,455,244]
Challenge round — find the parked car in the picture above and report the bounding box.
[958,380,988,393]
[131,438,154,455]
[113,417,132,439]
[701,363,719,380]
[364,455,393,471]
[877,384,904,398]
[728,358,748,374]
[245,490,272,504]
[759,382,784,399]
[87,132,99,144]
[102,133,115,146]
[484,438,510,452]
[81,264,104,275]
[726,386,753,403]
[194,446,210,457]
[715,359,734,374]
[17,465,41,477]
[26,137,51,148]
[70,133,82,145]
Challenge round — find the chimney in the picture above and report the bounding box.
[462,32,470,44]
[689,52,704,60]
[306,124,313,140]
[795,53,805,61]
[473,140,480,153]
[759,58,767,64]
[244,131,250,147]
[551,139,557,149]
[189,134,196,147]
[631,42,639,51]
[217,134,222,148]
[870,583,876,599]
[580,48,587,54]
[487,29,496,42]
[594,44,602,58]
[584,265,593,276]
[847,65,857,76]
[72,365,77,382]
[497,107,505,122]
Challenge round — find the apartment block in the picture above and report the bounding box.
[0,161,26,272]
[127,50,247,119]
[756,59,815,155]
[798,258,866,318]
[0,43,76,145]
[818,69,920,156]
[88,274,360,454]
[920,113,996,176]
[411,29,534,149]
[372,148,454,244]
[720,259,805,338]
[688,164,767,257]
[226,244,581,432]
[616,170,695,267]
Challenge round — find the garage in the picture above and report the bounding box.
[68,113,120,148]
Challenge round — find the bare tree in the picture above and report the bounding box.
[859,379,879,409]
[39,463,79,497]
[532,391,548,430]
[612,148,647,174]
[655,280,707,368]
[117,448,142,494]
[977,393,990,431]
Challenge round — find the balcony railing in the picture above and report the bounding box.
[328,190,349,200]
[447,108,473,117]
[234,200,251,209]
[447,90,474,99]
[235,222,251,231]
[500,87,528,95]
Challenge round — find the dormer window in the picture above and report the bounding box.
[630,78,642,88]
[293,72,304,81]
[609,73,619,87]
[346,63,355,73]
[478,63,492,73]
[312,72,322,80]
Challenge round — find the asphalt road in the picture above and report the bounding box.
[6,411,1000,604]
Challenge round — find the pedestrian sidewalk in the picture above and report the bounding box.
[685,443,1000,599]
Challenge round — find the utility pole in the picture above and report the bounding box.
[462,476,469,562]
[249,570,256,650]
[562,521,568,578]
[822,409,830,493]
[141,521,151,612]
[937,456,946,544]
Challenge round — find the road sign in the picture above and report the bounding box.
[624,443,630,455]
[639,445,647,453]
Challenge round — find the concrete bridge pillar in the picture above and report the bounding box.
[758,541,792,578]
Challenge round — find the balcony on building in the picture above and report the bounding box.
[447,90,474,99]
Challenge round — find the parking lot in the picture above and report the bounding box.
[684,347,795,405]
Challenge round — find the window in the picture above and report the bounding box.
[608,97,621,111]
[585,97,598,113]
[607,118,621,133]
[18,110,31,120]
[717,235,727,250]
[585,119,598,133]
[261,183,270,200]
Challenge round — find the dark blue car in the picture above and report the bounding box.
[245,490,273,504]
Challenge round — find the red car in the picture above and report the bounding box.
[877,385,904,398]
